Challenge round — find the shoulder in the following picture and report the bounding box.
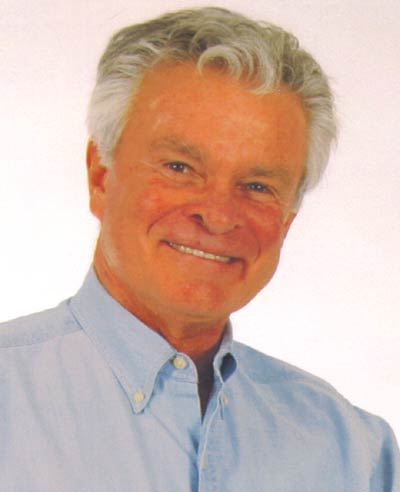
[232,340,348,414]
[232,340,399,455]
[231,342,399,487]
[232,340,335,390]
[0,300,80,349]
[232,340,382,418]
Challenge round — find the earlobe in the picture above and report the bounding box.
[86,140,108,221]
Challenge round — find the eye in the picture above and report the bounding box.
[245,182,274,194]
[157,160,205,186]
[164,161,191,173]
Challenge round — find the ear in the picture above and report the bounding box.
[86,140,109,221]
[282,211,297,239]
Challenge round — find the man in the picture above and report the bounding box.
[0,7,398,491]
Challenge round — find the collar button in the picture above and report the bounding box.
[132,391,145,403]
[172,355,187,370]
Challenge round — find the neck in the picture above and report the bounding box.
[93,248,228,366]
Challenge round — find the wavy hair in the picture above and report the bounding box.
[87,7,337,208]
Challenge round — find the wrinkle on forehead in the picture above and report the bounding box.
[120,62,307,185]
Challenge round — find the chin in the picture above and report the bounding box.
[159,281,244,320]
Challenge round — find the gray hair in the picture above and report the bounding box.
[87,7,337,208]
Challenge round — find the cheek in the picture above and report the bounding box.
[135,183,186,225]
[105,181,189,258]
[243,208,288,295]
[250,206,288,252]
[106,176,170,223]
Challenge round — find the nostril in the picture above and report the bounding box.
[186,204,242,235]
[191,213,204,223]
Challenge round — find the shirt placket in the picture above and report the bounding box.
[197,380,228,492]
[150,354,204,490]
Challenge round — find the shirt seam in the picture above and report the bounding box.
[0,321,80,349]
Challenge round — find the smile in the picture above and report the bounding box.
[167,241,234,263]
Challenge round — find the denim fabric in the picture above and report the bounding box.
[0,269,398,491]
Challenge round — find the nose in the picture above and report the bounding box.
[184,190,244,235]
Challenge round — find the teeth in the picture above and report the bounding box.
[168,242,232,263]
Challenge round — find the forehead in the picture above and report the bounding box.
[119,61,307,171]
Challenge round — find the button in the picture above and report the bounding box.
[132,391,145,403]
[221,395,229,405]
[172,355,187,370]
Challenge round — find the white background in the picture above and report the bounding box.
[1,1,399,440]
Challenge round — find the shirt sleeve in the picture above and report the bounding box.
[369,419,400,492]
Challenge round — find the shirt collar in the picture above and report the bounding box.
[69,267,236,413]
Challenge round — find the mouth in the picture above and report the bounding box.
[166,241,236,264]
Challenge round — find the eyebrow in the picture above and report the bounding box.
[149,136,207,162]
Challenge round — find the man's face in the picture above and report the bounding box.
[88,62,307,328]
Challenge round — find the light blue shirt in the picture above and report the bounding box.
[0,269,399,491]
